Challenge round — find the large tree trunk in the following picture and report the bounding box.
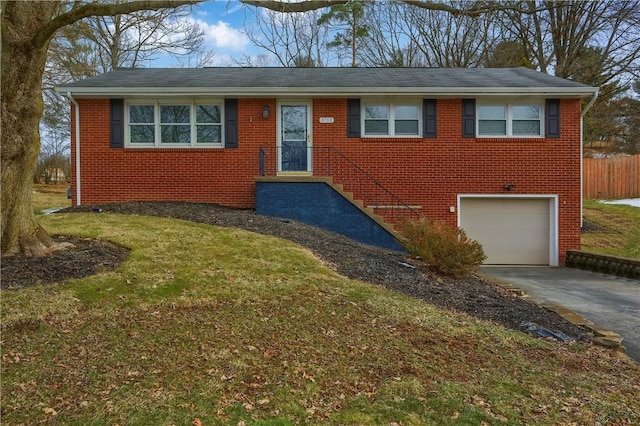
[1,2,59,256]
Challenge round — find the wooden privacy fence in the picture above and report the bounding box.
[583,154,640,199]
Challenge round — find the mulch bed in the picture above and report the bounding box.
[1,202,591,342]
[1,237,129,290]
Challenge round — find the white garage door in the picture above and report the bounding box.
[460,198,551,265]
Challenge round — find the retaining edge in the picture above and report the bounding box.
[566,250,640,280]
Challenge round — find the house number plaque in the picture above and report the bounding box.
[319,117,334,123]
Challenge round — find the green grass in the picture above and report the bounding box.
[582,199,640,259]
[2,211,639,425]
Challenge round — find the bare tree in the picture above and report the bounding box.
[359,1,426,67]
[36,133,70,184]
[38,90,73,182]
[82,7,206,71]
[175,48,217,68]
[499,1,640,84]
[233,52,276,67]
[404,0,499,67]
[245,7,330,67]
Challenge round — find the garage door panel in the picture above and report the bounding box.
[460,198,550,265]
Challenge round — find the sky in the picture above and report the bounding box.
[156,0,261,67]
[190,1,253,64]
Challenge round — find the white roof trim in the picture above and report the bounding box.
[56,86,598,98]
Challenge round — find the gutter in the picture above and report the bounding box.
[66,92,81,206]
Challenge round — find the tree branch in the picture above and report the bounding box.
[33,0,202,48]
[400,0,468,16]
[400,0,555,18]
[240,0,347,13]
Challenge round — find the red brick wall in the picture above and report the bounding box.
[311,98,582,262]
[71,97,582,261]
[71,98,276,208]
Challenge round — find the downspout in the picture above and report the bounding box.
[66,92,81,206]
[581,89,599,118]
[579,89,599,228]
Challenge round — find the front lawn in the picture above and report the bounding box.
[2,213,639,425]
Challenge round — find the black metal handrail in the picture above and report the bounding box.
[258,146,420,223]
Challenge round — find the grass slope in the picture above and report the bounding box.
[582,200,640,259]
[2,213,639,425]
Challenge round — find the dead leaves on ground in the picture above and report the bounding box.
[2,292,640,424]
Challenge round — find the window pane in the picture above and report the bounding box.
[513,120,540,135]
[395,105,419,119]
[513,105,540,120]
[160,105,190,124]
[130,125,155,143]
[197,125,221,143]
[282,105,307,141]
[364,120,389,135]
[130,105,154,123]
[365,106,389,119]
[478,120,507,135]
[196,105,221,123]
[395,120,419,135]
[161,125,190,143]
[478,105,505,120]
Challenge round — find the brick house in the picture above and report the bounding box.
[58,67,598,265]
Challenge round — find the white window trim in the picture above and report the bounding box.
[361,100,422,138]
[127,101,155,147]
[477,101,544,138]
[125,98,224,148]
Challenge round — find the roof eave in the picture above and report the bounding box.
[56,86,597,98]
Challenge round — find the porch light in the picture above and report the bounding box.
[262,105,270,119]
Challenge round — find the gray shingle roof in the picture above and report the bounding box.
[58,67,596,97]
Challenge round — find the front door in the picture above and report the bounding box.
[279,102,311,173]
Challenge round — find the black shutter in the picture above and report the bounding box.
[110,99,124,148]
[462,99,475,138]
[423,99,437,138]
[546,99,560,138]
[225,98,238,148]
[347,98,361,138]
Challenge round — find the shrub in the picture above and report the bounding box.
[399,217,486,277]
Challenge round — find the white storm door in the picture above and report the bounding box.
[278,102,312,173]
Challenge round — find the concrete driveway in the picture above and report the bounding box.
[481,267,640,363]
